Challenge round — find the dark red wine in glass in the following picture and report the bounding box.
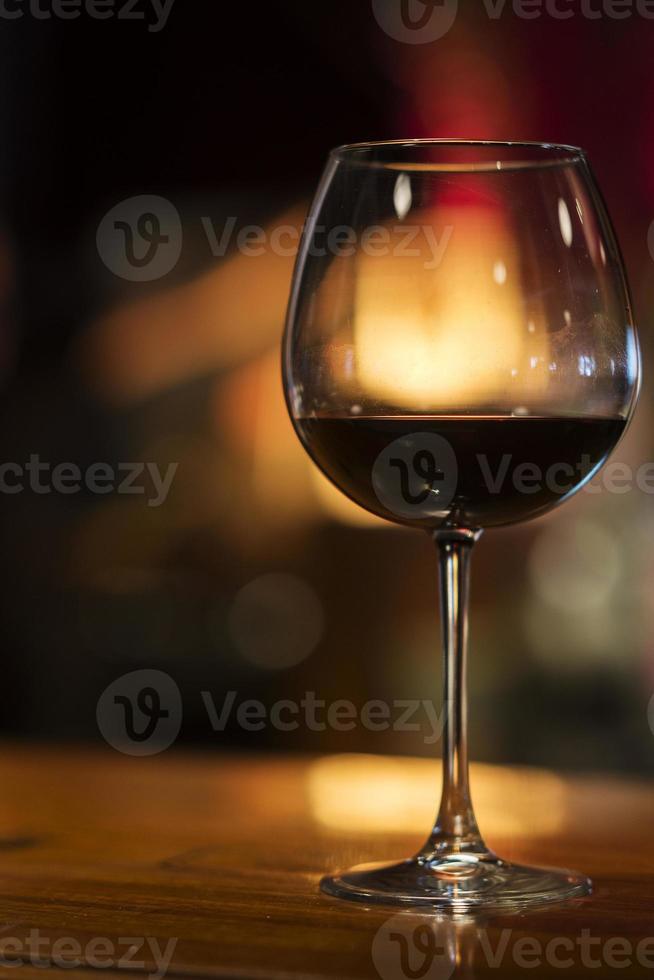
[283,140,640,911]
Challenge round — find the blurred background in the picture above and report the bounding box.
[0,0,652,774]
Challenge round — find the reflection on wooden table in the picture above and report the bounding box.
[0,745,652,978]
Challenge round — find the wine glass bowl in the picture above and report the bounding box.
[282,140,640,911]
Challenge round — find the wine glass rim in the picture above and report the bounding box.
[330,139,587,172]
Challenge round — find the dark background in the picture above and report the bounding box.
[0,0,652,772]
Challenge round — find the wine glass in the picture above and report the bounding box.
[282,140,640,911]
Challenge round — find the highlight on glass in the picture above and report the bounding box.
[283,140,640,911]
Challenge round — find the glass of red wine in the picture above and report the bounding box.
[282,141,640,911]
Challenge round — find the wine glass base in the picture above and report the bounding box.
[320,854,591,912]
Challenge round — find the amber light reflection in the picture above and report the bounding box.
[77,207,383,533]
[308,754,566,837]
[354,203,550,410]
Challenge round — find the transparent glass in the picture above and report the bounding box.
[282,140,640,911]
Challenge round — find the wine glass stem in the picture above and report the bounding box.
[421,527,487,861]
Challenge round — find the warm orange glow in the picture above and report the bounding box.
[353,205,550,410]
[76,206,306,405]
[308,754,566,837]
[309,467,387,529]
[214,351,384,531]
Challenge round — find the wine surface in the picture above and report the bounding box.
[295,416,626,529]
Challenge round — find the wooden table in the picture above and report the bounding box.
[0,746,652,978]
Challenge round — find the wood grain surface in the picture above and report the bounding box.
[0,746,651,978]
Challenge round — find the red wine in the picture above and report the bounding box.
[295,416,626,529]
